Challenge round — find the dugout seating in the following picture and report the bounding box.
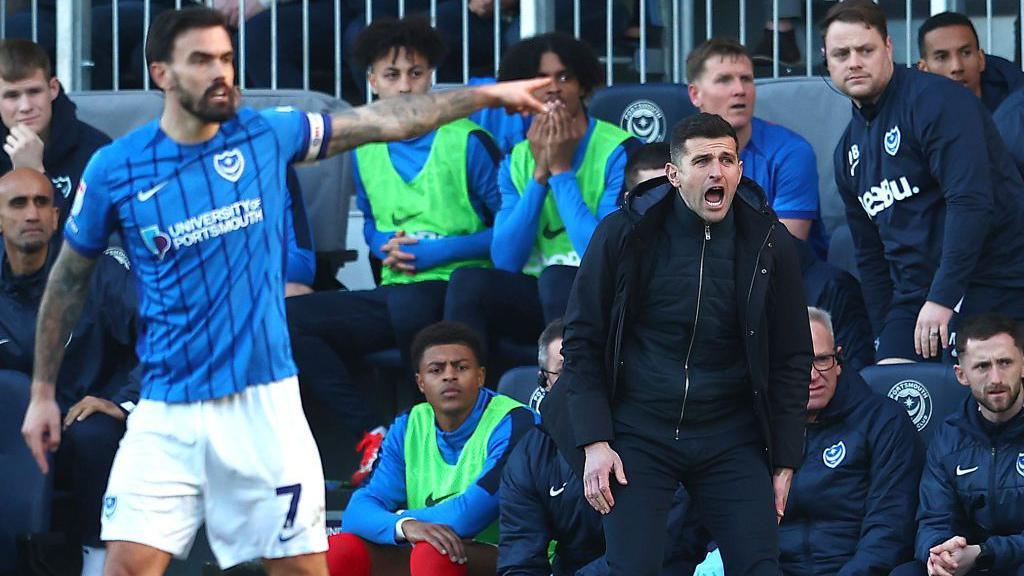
[860,363,969,447]
[588,77,852,236]
[497,366,541,406]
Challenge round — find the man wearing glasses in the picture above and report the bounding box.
[777,307,924,574]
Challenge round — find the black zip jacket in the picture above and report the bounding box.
[916,396,1024,573]
[541,176,812,472]
[0,87,110,230]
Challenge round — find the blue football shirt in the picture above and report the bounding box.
[65,106,331,403]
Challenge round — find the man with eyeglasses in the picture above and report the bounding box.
[776,307,924,574]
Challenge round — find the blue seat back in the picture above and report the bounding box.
[588,83,697,144]
[497,366,541,407]
[860,363,969,447]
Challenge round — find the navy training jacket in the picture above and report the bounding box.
[0,242,137,410]
[833,66,1024,332]
[779,369,924,575]
[916,396,1024,573]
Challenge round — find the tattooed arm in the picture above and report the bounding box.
[21,246,97,474]
[327,77,551,156]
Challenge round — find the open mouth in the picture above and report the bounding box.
[206,85,231,103]
[729,103,747,111]
[704,186,725,208]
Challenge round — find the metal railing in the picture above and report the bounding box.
[0,0,1016,97]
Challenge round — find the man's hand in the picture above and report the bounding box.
[475,77,552,116]
[772,467,794,523]
[63,395,125,429]
[582,441,627,515]
[915,301,954,359]
[526,112,550,185]
[211,0,267,27]
[285,282,314,298]
[546,105,584,176]
[21,392,61,474]
[380,231,419,274]
[400,520,467,565]
[927,537,978,576]
[4,124,45,172]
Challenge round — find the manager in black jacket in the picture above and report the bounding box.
[541,113,812,576]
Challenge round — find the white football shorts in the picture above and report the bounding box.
[100,376,327,568]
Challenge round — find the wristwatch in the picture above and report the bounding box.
[976,542,994,571]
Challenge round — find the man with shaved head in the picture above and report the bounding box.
[0,169,137,575]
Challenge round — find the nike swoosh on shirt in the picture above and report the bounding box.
[0,339,9,345]
[425,492,456,507]
[394,212,423,227]
[542,225,566,240]
[137,181,168,202]
[956,465,979,476]
[549,482,568,497]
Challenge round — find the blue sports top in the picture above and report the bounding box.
[65,106,331,403]
[741,117,828,258]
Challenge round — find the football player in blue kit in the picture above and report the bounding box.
[19,6,549,575]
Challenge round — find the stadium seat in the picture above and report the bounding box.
[497,366,540,406]
[754,77,852,235]
[68,89,357,277]
[588,82,697,144]
[860,363,969,447]
[826,223,858,280]
[0,370,51,575]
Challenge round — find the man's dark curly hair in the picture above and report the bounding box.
[411,322,486,370]
[498,32,604,98]
[351,16,447,70]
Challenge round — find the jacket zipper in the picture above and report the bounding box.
[675,223,711,440]
[989,445,997,525]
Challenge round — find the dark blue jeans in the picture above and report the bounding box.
[286,281,447,435]
[443,265,578,367]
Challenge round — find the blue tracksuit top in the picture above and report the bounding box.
[742,117,828,259]
[491,116,632,272]
[342,388,536,545]
[833,66,1024,330]
[994,89,1024,177]
[351,127,502,272]
[980,54,1024,113]
[0,242,138,411]
[779,370,924,575]
[917,397,1024,572]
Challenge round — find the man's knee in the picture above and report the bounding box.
[888,560,927,576]
[102,541,171,576]
[446,268,493,302]
[325,533,370,576]
[409,541,467,576]
[63,413,124,465]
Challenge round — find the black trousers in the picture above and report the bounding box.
[443,265,578,363]
[286,281,447,435]
[602,413,779,576]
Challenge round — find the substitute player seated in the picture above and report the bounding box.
[327,322,536,576]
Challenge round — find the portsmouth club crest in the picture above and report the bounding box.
[213,148,245,182]
[140,225,171,260]
[823,441,847,469]
[51,175,72,199]
[103,495,117,519]
[887,379,933,432]
[620,99,666,144]
[883,126,901,156]
[1017,453,1024,478]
